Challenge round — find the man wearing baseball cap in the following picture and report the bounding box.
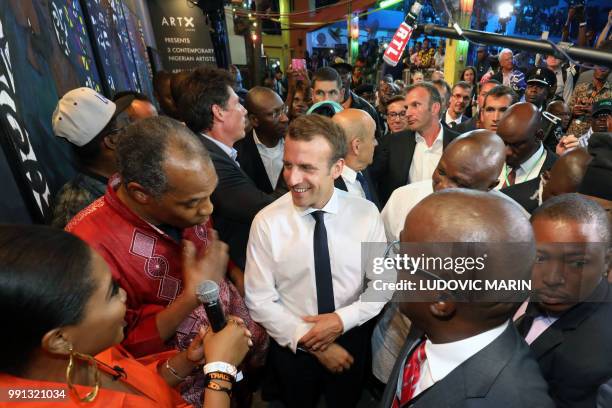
[524,67,557,110]
[50,87,134,228]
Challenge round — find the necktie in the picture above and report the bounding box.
[311,211,335,314]
[448,121,456,128]
[356,172,374,203]
[504,166,517,188]
[393,341,427,408]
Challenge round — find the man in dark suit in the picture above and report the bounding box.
[370,82,459,206]
[496,102,558,212]
[515,194,612,408]
[454,80,502,134]
[331,108,381,209]
[176,67,286,271]
[235,86,288,193]
[443,81,472,129]
[380,190,554,408]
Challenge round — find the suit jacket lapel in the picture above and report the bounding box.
[380,328,424,408]
[409,324,519,407]
[241,131,274,192]
[397,132,416,185]
[530,279,608,359]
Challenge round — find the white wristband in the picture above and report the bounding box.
[203,362,238,378]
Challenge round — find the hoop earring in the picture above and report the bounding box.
[66,346,100,403]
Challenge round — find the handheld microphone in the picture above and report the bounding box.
[383,1,423,67]
[196,280,227,332]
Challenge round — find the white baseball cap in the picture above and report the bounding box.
[52,87,134,146]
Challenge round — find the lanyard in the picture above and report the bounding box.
[503,147,546,187]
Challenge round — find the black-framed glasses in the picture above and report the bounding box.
[387,111,407,119]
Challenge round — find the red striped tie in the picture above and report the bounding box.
[392,341,427,408]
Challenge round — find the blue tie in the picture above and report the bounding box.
[356,172,374,203]
[311,211,335,314]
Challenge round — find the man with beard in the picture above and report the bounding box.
[567,65,611,138]
[515,194,612,407]
[236,87,289,193]
[546,100,571,134]
[370,83,459,205]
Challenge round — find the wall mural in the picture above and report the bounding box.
[0,0,155,223]
[0,0,104,223]
[81,0,139,95]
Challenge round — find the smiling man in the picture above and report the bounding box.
[245,114,388,407]
[515,193,612,407]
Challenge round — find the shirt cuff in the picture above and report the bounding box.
[334,304,361,334]
[290,322,314,353]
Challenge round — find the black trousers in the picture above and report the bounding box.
[266,325,370,408]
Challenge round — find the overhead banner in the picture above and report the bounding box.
[148,0,216,72]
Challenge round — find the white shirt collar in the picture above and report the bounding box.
[424,320,509,383]
[517,143,544,173]
[202,133,238,162]
[415,123,444,146]
[341,165,358,183]
[297,187,340,217]
[445,110,462,125]
[252,129,284,150]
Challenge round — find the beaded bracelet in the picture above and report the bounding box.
[205,380,232,396]
[206,371,234,383]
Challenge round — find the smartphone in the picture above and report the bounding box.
[292,58,306,80]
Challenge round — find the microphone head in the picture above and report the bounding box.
[196,280,219,304]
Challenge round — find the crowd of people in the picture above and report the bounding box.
[0,6,611,408]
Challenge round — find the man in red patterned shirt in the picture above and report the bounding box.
[65,116,267,366]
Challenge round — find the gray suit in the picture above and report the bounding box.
[379,324,554,407]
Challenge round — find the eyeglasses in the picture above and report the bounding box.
[387,110,407,119]
[266,105,289,120]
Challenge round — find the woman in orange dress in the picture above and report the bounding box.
[0,225,251,407]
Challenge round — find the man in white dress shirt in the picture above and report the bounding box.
[245,114,389,407]
[369,83,459,206]
[332,108,380,208]
[382,130,508,242]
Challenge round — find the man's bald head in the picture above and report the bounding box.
[398,189,535,342]
[432,129,506,191]
[332,108,375,142]
[497,102,543,169]
[542,148,592,202]
[245,86,279,113]
[332,108,377,170]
